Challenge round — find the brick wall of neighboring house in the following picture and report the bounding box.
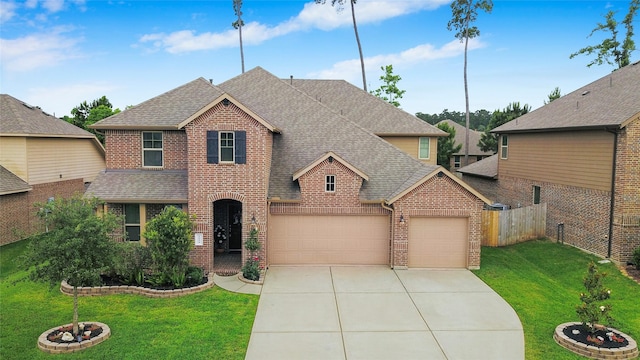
[611,119,640,263]
[497,175,612,259]
[0,178,84,246]
[104,130,188,170]
[457,175,497,203]
[184,102,272,272]
[393,174,485,269]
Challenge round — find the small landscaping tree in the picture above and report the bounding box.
[143,206,195,287]
[20,195,119,336]
[576,262,615,333]
[633,247,640,270]
[242,226,261,281]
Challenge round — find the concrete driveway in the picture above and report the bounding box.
[245,266,524,360]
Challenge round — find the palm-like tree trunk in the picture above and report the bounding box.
[350,0,367,92]
[239,21,245,73]
[463,2,471,166]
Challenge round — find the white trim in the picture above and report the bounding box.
[141,131,164,168]
[418,137,430,159]
[218,131,235,163]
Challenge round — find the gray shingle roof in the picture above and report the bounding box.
[436,119,492,156]
[0,165,31,195]
[91,78,224,129]
[85,170,187,203]
[287,79,446,136]
[219,67,440,201]
[0,94,94,137]
[456,154,498,179]
[493,61,640,133]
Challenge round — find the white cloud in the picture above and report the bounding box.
[26,82,120,117]
[0,1,18,22]
[309,38,486,81]
[138,0,449,53]
[0,28,83,72]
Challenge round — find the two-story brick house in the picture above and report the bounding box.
[492,61,640,264]
[88,67,490,272]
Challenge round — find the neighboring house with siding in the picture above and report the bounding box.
[436,119,493,169]
[456,154,498,202]
[0,94,106,245]
[491,61,640,264]
[88,67,490,272]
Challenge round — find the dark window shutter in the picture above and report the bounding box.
[235,131,246,164]
[207,131,218,164]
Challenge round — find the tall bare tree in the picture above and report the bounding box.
[316,0,367,91]
[232,0,245,73]
[447,0,493,166]
[570,0,639,69]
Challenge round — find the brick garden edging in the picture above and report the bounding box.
[554,322,639,360]
[60,273,215,298]
[38,322,110,354]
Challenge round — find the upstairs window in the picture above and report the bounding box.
[500,135,508,159]
[454,155,461,168]
[142,132,163,167]
[418,137,430,159]
[207,131,246,164]
[325,175,336,192]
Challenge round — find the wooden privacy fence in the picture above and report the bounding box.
[482,203,547,247]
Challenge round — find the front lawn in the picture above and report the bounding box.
[474,239,640,360]
[0,239,258,360]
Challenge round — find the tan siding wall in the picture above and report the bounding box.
[26,138,105,184]
[0,136,28,181]
[382,136,437,165]
[498,131,614,191]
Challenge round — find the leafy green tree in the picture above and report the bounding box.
[570,0,639,69]
[143,206,194,287]
[478,102,530,153]
[416,108,491,130]
[370,65,406,107]
[436,122,463,170]
[544,87,562,104]
[316,0,367,91]
[447,0,493,166]
[66,96,119,144]
[20,195,120,336]
[232,0,245,73]
[576,262,615,333]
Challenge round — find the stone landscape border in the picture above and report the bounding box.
[60,273,215,298]
[38,322,110,354]
[554,322,639,360]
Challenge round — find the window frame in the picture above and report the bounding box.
[142,131,163,168]
[454,155,461,168]
[533,185,541,205]
[500,135,508,159]
[219,131,235,163]
[124,203,141,242]
[418,137,430,160]
[325,175,336,193]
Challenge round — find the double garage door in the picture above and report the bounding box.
[268,215,469,268]
[268,215,390,265]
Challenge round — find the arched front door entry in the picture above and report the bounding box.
[213,199,243,253]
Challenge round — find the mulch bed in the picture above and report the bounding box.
[99,274,208,290]
[46,323,103,343]
[621,264,640,285]
[562,323,629,349]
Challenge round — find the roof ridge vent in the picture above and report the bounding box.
[581,90,590,96]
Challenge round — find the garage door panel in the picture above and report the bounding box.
[268,215,389,265]
[409,217,468,268]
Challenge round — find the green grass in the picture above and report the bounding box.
[473,239,640,360]
[0,239,259,360]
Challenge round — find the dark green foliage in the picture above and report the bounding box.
[478,102,531,153]
[570,0,639,69]
[143,206,195,287]
[112,242,151,286]
[186,266,204,286]
[64,96,120,143]
[241,258,260,282]
[545,87,562,104]
[436,122,462,170]
[576,262,615,333]
[416,109,491,130]
[242,227,261,281]
[633,247,640,270]
[370,64,406,107]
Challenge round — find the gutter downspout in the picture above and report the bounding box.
[605,128,619,259]
[380,201,395,268]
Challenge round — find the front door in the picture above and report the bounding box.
[228,202,242,252]
[213,199,242,253]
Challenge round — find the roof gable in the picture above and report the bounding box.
[456,154,498,179]
[0,165,31,195]
[436,119,492,156]
[493,61,640,133]
[91,78,224,129]
[293,151,369,181]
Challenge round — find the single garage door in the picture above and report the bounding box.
[268,215,390,265]
[408,217,468,268]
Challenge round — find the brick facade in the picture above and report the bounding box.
[393,174,485,269]
[105,130,188,170]
[0,178,85,245]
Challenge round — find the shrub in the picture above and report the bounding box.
[144,206,195,287]
[633,247,640,270]
[242,227,262,281]
[576,262,615,333]
[112,242,151,286]
[185,266,204,286]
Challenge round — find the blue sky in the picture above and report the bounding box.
[1,0,635,118]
